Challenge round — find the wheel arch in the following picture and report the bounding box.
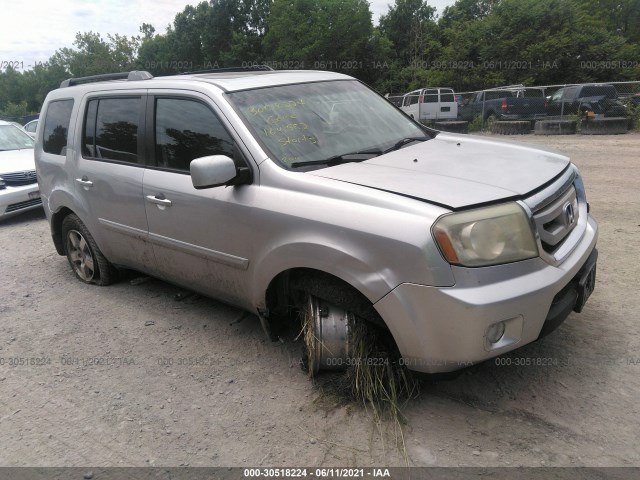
[251,241,401,331]
[263,267,386,327]
[47,186,90,256]
[252,242,397,312]
[50,206,75,255]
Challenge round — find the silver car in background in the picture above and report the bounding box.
[0,120,41,220]
[35,70,598,373]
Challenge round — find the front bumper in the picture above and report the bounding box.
[374,215,598,373]
[0,184,42,220]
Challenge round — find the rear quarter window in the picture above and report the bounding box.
[43,100,74,155]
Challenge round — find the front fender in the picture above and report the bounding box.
[250,240,400,311]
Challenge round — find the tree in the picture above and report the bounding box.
[440,0,499,26]
[49,32,140,77]
[379,0,437,66]
[478,0,630,85]
[264,0,376,76]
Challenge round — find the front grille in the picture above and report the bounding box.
[1,170,38,186]
[5,198,42,213]
[533,184,579,254]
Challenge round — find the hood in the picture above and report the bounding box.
[309,134,570,209]
[0,148,36,175]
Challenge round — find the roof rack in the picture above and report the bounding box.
[60,71,153,88]
[179,65,274,75]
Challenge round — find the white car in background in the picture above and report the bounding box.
[0,120,41,220]
[23,119,39,139]
[400,87,458,122]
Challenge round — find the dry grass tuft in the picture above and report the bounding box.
[298,303,421,460]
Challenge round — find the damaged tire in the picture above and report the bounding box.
[61,214,118,285]
[302,295,357,376]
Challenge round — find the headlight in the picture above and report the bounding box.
[0,177,5,190]
[432,202,538,267]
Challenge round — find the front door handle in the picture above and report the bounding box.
[146,194,172,207]
[75,176,93,188]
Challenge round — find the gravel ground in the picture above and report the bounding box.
[1,133,639,468]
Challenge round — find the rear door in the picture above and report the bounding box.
[437,89,457,120]
[74,93,156,272]
[421,89,439,120]
[142,92,256,306]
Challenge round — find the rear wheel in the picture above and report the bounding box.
[485,113,497,129]
[61,214,118,285]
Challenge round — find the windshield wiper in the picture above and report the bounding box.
[290,148,382,169]
[380,136,429,155]
[289,136,429,169]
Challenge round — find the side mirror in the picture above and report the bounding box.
[190,155,249,189]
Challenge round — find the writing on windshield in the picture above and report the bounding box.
[229,80,424,168]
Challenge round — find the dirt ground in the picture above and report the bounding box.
[1,133,639,468]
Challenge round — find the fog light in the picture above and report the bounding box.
[486,321,506,344]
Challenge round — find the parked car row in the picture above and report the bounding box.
[391,83,633,126]
[455,83,630,123]
[0,120,41,221]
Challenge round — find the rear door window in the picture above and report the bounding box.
[425,89,438,103]
[83,97,142,164]
[43,99,74,155]
[440,90,455,102]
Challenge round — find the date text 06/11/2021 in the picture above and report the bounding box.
[243,468,391,478]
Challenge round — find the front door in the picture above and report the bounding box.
[142,94,256,306]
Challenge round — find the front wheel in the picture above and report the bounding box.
[301,294,354,376]
[61,214,118,285]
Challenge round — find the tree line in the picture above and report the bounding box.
[1,0,639,119]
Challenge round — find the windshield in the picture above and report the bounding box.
[228,80,427,168]
[0,125,35,151]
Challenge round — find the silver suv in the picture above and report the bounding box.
[35,69,598,373]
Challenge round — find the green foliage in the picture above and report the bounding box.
[467,115,484,132]
[265,0,373,67]
[623,100,640,131]
[49,32,140,77]
[2,0,640,113]
[379,0,437,66]
[0,101,28,122]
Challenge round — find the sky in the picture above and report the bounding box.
[1,0,455,71]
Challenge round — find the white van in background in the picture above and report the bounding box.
[400,87,458,121]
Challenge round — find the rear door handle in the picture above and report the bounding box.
[146,194,172,207]
[75,177,93,188]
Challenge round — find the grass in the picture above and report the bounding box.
[298,302,421,462]
[467,115,484,132]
